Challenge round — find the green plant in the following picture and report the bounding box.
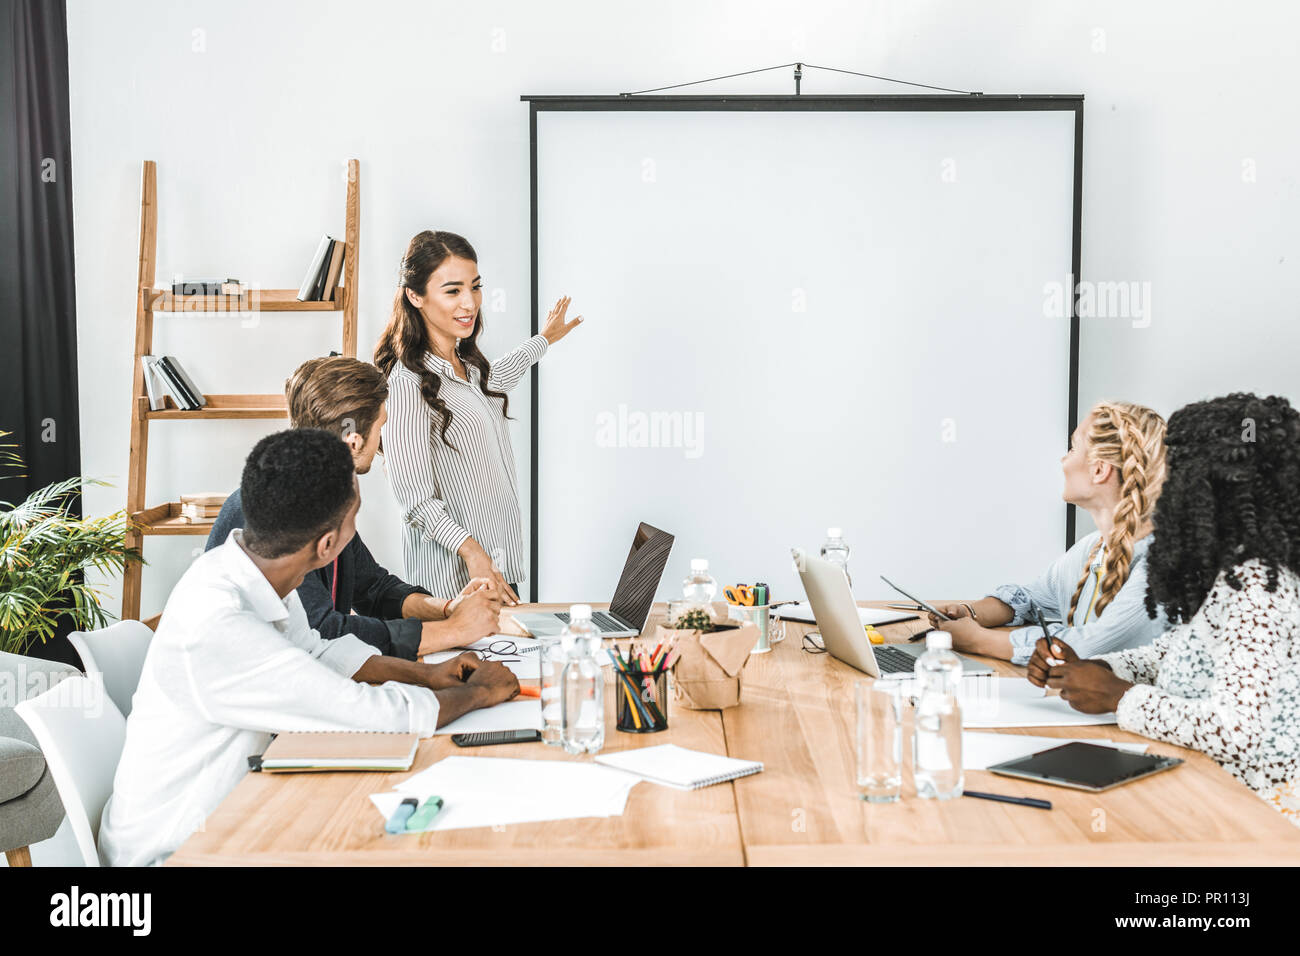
[668,607,717,633]
[0,431,143,654]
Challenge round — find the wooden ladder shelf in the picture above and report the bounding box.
[121,159,360,622]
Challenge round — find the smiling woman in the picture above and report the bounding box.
[374,230,583,603]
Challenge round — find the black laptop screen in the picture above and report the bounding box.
[607,522,674,628]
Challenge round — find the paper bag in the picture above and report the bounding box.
[657,621,757,710]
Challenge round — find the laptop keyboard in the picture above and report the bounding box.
[874,645,919,675]
[554,610,627,633]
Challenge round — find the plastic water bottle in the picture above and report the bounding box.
[681,558,717,612]
[820,528,852,586]
[913,631,964,800]
[539,633,564,746]
[560,604,604,755]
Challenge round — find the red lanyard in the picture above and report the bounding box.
[330,556,339,608]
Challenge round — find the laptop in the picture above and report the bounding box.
[795,549,994,680]
[513,522,675,638]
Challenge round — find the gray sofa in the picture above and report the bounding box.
[0,650,79,866]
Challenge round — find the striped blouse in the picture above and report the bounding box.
[382,334,548,596]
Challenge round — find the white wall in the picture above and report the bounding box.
[67,0,1300,613]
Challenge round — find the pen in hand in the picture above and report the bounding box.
[1035,608,1063,666]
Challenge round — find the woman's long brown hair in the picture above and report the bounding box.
[373,230,509,448]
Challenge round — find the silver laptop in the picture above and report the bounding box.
[795,549,994,679]
[514,522,674,638]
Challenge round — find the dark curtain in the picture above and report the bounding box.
[0,0,81,508]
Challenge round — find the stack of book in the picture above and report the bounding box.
[171,277,244,296]
[297,235,345,302]
[141,355,206,410]
[178,493,228,523]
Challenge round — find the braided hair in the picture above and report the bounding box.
[373,230,509,449]
[1145,392,1300,624]
[1066,401,1168,624]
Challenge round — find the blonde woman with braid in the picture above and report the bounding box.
[927,402,1169,665]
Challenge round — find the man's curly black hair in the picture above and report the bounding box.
[1145,392,1300,624]
[240,428,357,559]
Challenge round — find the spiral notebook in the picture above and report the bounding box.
[595,744,763,790]
[256,732,420,772]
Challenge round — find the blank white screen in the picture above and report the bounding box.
[535,107,1075,603]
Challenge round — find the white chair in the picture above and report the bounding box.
[67,620,153,717]
[15,676,126,867]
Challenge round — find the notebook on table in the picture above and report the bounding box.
[254,732,420,772]
[595,744,763,790]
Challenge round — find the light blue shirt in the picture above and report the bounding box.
[990,531,1167,666]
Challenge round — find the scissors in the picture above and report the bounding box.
[724,584,756,606]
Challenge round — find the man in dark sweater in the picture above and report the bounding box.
[206,357,501,659]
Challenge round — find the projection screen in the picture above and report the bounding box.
[527,96,1082,603]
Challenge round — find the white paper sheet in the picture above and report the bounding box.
[424,647,540,680]
[896,677,1119,728]
[959,677,1119,728]
[370,755,638,831]
[422,634,611,677]
[962,732,1148,771]
[431,698,544,735]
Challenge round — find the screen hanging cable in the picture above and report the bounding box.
[620,61,982,97]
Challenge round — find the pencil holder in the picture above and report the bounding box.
[614,668,669,733]
[726,603,772,654]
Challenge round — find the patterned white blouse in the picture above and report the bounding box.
[1097,558,1300,826]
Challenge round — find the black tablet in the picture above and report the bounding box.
[989,741,1184,792]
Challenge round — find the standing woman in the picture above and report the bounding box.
[376,230,582,604]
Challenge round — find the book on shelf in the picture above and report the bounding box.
[171,277,242,296]
[321,240,345,301]
[179,505,222,522]
[140,356,163,411]
[297,235,334,301]
[311,239,336,301]
[153,356,205,410]
[178,492,228,523]
[146,356,184,409]
[178,492,228,506]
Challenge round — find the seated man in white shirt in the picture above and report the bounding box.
[99,428,519,867]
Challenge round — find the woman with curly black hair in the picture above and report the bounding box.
[1029,393,1300,825]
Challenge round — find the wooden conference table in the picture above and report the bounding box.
[168,602,1300,866]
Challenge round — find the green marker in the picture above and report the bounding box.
[405,795,445,831]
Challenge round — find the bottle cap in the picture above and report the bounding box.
[690,558,709,572]
[570,604,592,619]
[827,527,842,538]
[926,631,952,650]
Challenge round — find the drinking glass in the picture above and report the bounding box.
[855,679,903,802]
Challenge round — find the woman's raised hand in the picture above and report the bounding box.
[542,295,583,345]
